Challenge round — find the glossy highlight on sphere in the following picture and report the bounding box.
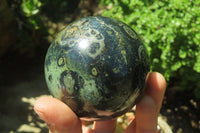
[44,16,150,121]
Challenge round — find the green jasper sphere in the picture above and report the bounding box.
[44,16,149,121]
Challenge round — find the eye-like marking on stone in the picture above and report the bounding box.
[123,25,137,40]
[113,68,120,74]
[96,34,103,40]
[57,57,65,66]
[87,41,104,58]
[62,73,75,94]
[69,40,76,47]
[138,45,144,60]
[92,67,98,76]
[91,29,97,35]
[89,42,100,54]
[48,75,53,82]
[83,28,105,58]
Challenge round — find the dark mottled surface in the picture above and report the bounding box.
[44,16,149,121]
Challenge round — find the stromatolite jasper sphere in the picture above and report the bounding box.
[44,16,149,121]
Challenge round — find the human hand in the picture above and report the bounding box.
[34,72,166,133]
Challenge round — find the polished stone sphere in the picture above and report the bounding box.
[44,16,149,121]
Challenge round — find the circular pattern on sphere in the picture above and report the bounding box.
[44,16,149,121]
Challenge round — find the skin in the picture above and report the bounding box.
[34,72,166,133]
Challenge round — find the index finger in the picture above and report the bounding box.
[124,72,166,133]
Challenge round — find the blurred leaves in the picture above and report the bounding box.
[0,0,82,57]
[21,0,42,17]
[40,0,80,21]
[20,0,42,30]
[100,0,200,98]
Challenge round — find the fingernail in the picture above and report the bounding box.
[155,72,167,91]
[140,95,155,105]
[34,106,47,121]
[34,103,56,132]
[137,95,156,114]
[34,99,48,121]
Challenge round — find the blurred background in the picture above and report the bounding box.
[0,0,199,132]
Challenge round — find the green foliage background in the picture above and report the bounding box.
[3,0,200,98]
[3,0,79,55]
[99,0,200,98]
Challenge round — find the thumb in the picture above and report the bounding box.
[34,96,82,133]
